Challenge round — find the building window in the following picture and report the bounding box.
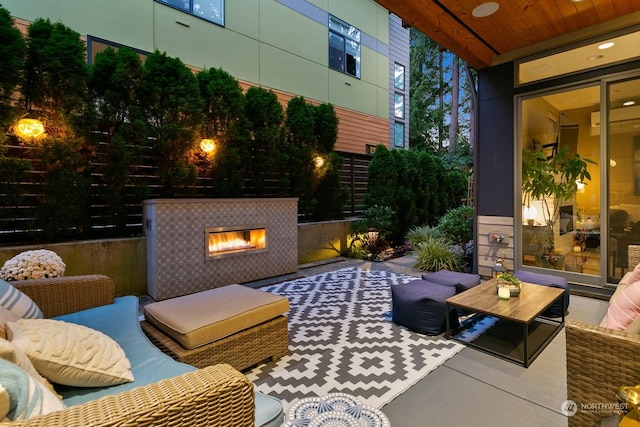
[328,15,360,78]
[157,0,224,26]
[394,122,405,148]
[87,36,148,64]
[394,63,405,90]
[394,93,404,119]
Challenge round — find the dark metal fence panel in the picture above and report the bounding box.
[0,148,371,245]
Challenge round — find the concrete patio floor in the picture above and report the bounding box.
[253,255,607,427]
[141,254,608,426]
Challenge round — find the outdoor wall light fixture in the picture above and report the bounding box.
[313,156,324,168]
[200,138,215,154]
[13,118,45,140]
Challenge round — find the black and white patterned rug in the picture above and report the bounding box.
[245,267,465,410]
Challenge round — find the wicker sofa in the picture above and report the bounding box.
[3,275,283,427]
[566,272,640,427]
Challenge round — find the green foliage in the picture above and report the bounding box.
[313,152,348,220]
[284,96,342,219]
[284,96,317,213]
[314,103,339,153]
[0,15,349,244]
[138,51,202,195]
[88,47,146,231]
[405,225,443,246]
[413,236,462,272]
[36,138,92,241]
[197,67,250,196]
[347,205,395,260]
[0,157,31,223]
[0,5,25,138]
[244,87,287,196]
[23,18,88,135]
[437,205,474,255]
[522,144,596,251]
[353,205,395,237]
[366,145,468,238]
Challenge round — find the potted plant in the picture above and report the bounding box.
[522,144,596,270]
[496,272,522,297]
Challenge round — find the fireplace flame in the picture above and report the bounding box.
[208,229,266,255]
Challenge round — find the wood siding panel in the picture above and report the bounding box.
[239,81,388,155]
[477,215,515,278]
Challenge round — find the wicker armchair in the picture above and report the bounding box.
[6,275,256,427]
[566,320,640,427]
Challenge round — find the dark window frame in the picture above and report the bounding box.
[328,15,361,79]
[156,0,225,26]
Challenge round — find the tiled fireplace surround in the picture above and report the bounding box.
[143,198,298,300]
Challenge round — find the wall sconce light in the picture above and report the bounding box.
[575,179,586,193]
[200,139,215,154]
[13,118,45,140]
[313,156,324,168]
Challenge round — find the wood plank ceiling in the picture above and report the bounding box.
[374,0,640,69]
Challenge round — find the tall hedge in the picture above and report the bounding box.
[197,67,250,196]
[0,5,346,243]
[366,145,468,239]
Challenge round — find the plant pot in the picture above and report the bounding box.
[534,252,565,270]
[565,264,583,273]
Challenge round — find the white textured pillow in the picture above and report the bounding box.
[0,279,42,319]
[6,319,134,387]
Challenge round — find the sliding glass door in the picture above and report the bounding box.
[607,76,640,283]
[519,73,640,286]
[520,85,602,282]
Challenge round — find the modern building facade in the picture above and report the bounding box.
[375,0,639,292]
[4,0,409,154]
[475,33,640,292]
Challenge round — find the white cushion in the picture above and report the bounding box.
[0,358,65,421]
[0,279,42,319]
[6,319,134,387]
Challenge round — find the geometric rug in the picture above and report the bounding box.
[244,267,465,410]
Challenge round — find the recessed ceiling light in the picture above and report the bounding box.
[624,101,636,106]
[472,2,499,18]
[587,55,604,61]
[598,42,615,50]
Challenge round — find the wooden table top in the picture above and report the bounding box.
[445,278,564,324]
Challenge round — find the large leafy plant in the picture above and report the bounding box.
[522,144,596,253]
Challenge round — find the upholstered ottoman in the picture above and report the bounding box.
[391,280,459,335]
[514,270,569,317]
[421,269,481,292]
[141,284,290,371]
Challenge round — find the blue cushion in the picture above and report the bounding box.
[391,280,458,335]
[513,270,569,317]
[53,296,194,407]
[421,270,481,292]
[54,296,282,427]
[255,391,284,427]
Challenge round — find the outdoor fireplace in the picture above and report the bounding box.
[144,198,298,300]
[206,226,267,258]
